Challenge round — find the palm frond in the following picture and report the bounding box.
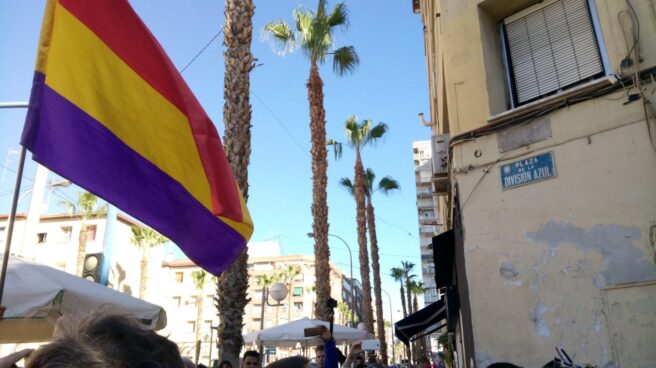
[364,168,375,197]
[344,115,361,148]
[378,176,400,195]
[327,2,349,28]
[59,200,76,216]
[369,122,388,139]
[332,45,359,75]
[316,0,328,23]
[293,8,313,39]
[327,139,343,160]
[339,177,355,197]
[264,20,296,55]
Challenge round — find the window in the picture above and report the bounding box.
[36,232,47,244]
[85,225,97,241]
[186,321,196,333]
[175,272,184,283]
[60,226,72,242]
[293,302,303,312]
[252,304,262,314]
[292,287,303,297]
[172,296,181,308]
[280,304,288,313]
[502,0,604,106]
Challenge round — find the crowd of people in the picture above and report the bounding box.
[0,312,389,368]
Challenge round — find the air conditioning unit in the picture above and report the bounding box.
[431,134,449,193]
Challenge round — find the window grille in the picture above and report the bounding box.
[503,0,604,105]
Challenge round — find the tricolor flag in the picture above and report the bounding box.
[21,0,253,275]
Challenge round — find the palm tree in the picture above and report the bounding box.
[192,269,207,365]
[390,267,408,318]
[264,0,359,320]
[130,227,168,299]
[408,280,426,363]
[61,191,105,277]
[341,169,398,366]
[218,0,256,364]
[282,265,301,321]
[390,266,410,363]
[331,117,388,334]
[401,261,416,315]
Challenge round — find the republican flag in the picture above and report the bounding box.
[21,0,253,275]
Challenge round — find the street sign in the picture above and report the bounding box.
[500,151,556,190]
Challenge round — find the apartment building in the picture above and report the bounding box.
[413,140,440,305]
[412,0,656,366]
[158,251,364,364]
[0,212,151,295]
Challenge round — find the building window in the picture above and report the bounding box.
[502,0,604,106]
[85,225,97,241]
[172,296,181,308]
[280,304,288,313]
[292,287,303,297]
[175,272,184,283]
[36,232,47,244]
[252,304,262,314]
[293,302,303,312]
[186,321,196,333]
[60,226,72,242]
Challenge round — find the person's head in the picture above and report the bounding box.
[219,360,233,368]
[26,312,184,368]
[315,346,325,367]
[241,351,260,368]
[182,357,197,368]
[353,356,365,368]
[266,356,310,368]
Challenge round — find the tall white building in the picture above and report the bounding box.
[412,141,440,304]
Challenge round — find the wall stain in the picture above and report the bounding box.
[526,221,656,286]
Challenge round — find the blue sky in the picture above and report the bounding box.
[0,1,431,321]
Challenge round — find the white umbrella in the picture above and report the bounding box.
[243,317,373,348]
[0,254,167,343]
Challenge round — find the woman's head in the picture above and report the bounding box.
[218,360,233,368]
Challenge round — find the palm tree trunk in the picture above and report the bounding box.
[307,60,331,321]
[367,199,387,366]
[412,295,420,364]
[76,224,88,276]
[139,248,149,299]
[219,0,255,366]
[399,284,407,317]
[195,295,204,364]
[354,153,374,333]
[406,281,413,315]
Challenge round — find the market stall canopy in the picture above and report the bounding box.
[394,299,446,346]
[0,254,166,343]
[243,317,373,348]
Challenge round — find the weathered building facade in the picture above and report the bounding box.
[413,0,656,366]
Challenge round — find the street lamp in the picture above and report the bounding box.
[381,289,395,365]
[259,282,288,360]
[307,232,355,327]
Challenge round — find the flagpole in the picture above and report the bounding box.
[0,146,26,309]
[0,101,29,313]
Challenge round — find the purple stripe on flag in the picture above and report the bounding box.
[21,72,244,275]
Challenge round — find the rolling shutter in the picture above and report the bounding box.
[504,0,604,105]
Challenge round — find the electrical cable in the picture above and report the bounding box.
[179,29,223,73]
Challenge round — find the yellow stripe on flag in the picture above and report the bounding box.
[45,5,213,209]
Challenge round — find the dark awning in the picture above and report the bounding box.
[432,230,455,289]
[394,299,446,346]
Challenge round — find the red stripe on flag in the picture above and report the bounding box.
[58,0,242,222]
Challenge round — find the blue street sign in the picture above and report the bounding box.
[500,151,556,190]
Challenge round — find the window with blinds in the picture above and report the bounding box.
[502,0,604,106]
